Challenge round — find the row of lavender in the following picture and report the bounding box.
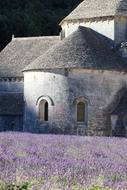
[0,132,127,189]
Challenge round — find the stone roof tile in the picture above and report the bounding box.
[0,36,60,77]
[24,26,127,72]
[61,0,127,23]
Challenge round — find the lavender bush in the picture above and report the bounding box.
[0,132,127,189]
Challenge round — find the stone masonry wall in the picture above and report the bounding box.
[61,17,115,40]
[24,69,127,136]
[0,79,24,132]
[0,80,23,93]
[61,16,127,44]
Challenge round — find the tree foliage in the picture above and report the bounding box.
[0,0,82,50]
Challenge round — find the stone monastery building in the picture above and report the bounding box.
[1,0,127,136]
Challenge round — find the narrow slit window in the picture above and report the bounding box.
[77,102,85,122]
[44,101,48,121]
[39,100,48,121]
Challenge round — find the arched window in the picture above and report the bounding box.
[77,102,85,122]
[39,100,48,121]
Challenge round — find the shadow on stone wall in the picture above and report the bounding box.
[106,87,127,137]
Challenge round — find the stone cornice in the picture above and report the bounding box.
[0,77,24,82]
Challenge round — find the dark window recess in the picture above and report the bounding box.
[44,101,48,121]
[77,102,85,122]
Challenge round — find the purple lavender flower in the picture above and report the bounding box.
[0,132,126,189]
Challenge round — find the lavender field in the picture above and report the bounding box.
[0,133,127,189]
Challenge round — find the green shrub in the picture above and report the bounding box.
[0,182,30,190]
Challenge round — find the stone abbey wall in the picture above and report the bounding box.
[115,16,127,43]
[0,78,23,93]
[24,69,127,136]
[61,17,115,40]
[61,16,127,43]
[0,79,24,132]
